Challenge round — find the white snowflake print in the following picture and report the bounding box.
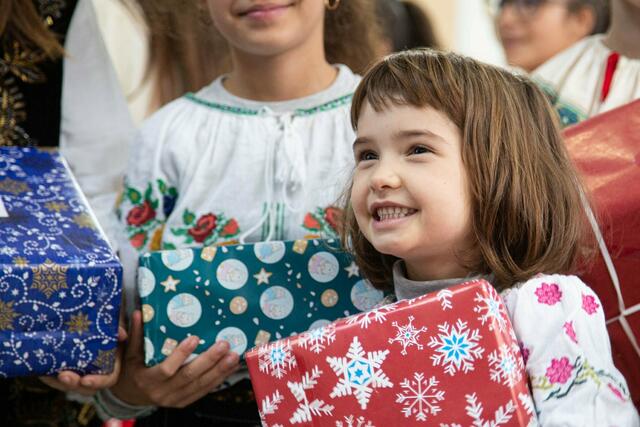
[258,390,283,424]
[345,306,396,329]
[297,324,336,354]
[437,288,453,310]
[518,392,540,427]
[487,344,524,387]
[440,393,516,427]
[287,365,335,424]
[388,315,427,355]
[335,415,375,427]
[258,340,297,379]
[473,290,508,333]
[396,372,445,421]
[428,319,484,376]
[327,336,393,409]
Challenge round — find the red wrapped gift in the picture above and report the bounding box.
[246,280,535,426]
[564,100,640,408]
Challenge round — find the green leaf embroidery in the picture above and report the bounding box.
[171,228,187,236]
[144,183,153,201]
[157,179,167,194]
[183,210,195,225]
[163,242,176,250]
[127,188,142,204]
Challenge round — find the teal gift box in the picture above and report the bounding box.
[139,239,385,366]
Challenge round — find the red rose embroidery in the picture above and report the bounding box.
[220,219,239,237]
[188,213,217,243]
[126,201,156,226]
[130,232,146,248]
[303,213,321,230]
[324,206,343,231]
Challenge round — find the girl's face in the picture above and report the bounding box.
[206,0,325,57]
[496,0,593,71]
[351,102,474,281]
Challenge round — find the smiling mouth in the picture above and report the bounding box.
[238,3,292,17]
[374,206,417,222]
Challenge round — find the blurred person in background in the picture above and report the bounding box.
[533,0,640,126]
[376,0,439,54]
[490,0,609,72]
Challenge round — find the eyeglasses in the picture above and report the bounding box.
[486,0,569,17]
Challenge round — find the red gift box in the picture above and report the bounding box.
[247,280,535,426]
[564,100,640,408]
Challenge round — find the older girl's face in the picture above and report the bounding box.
[205,0,326,58]
[495,0,595,71]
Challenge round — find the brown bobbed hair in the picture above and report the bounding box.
[342,49,592,291]
[129,0,384,111]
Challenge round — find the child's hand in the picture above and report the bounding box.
[39,324,127,395]
[110,310,240,408]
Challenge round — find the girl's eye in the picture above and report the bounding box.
[357,151,378,162]
[409,145,431,155]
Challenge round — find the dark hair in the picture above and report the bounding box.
[0,0,65,59]
[376,0,439,51]
[129,0,385,110]
[342,49,593,290]
[569,0,610,34]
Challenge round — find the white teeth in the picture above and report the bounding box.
[375,206,416,221]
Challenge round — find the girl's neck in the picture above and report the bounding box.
[403,257,471,283]
[602,1,640,58]
[223,46,338,102]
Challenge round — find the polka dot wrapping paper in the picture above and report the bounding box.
[0,147,122,377]
[138,239,385,366]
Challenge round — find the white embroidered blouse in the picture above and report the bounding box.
[115,64,360,306]
[392,265,640,426]
[532,35,640,128]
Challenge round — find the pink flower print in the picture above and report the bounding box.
[563,321,578,344]
[519,342,530,364]
[546,357,573,384]
[582,293,600,315]
[534,282,562,305]
[607,383,626,402]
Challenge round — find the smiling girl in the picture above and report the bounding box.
[342,49,639,425]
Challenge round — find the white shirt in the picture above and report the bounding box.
[116,64,360,309]
[61,0,135,245]
[532,35,640,127]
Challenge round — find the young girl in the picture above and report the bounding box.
[533,0,640,126]
[342,49,639,425]
[93,0,384,424]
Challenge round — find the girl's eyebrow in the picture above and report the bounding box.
[352,136,372,148]
[392,129,446,143]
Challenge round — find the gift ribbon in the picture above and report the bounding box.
[582,192,640,358]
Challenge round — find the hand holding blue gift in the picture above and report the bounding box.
[39,324,127,395]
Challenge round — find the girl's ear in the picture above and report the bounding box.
[569,6,597,38]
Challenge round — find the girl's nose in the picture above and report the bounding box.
[369,164,402,192]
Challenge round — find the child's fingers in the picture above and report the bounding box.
[79,345,123,389]
[173,357,241,408]
[149,335,199,380]
[172,340,231,388]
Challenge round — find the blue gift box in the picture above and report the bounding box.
[139,239,386,366]
[0,147,122,377]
